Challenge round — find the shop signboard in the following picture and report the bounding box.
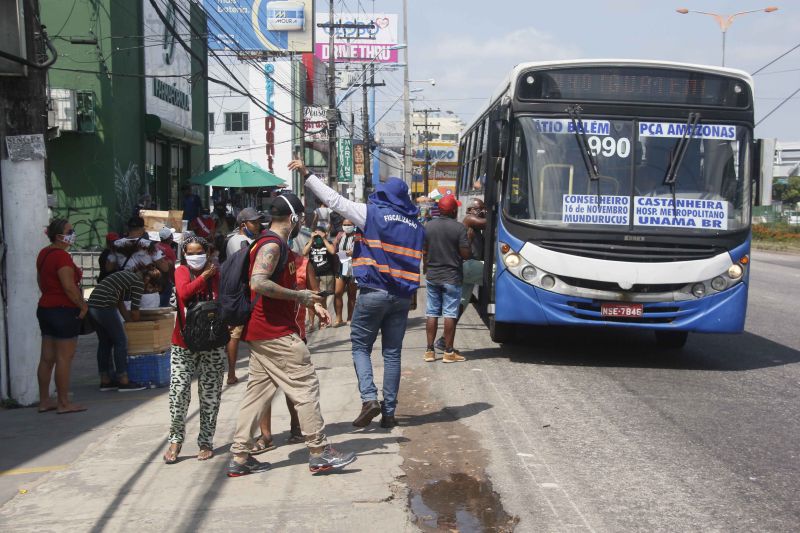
[247,60,294,180]
[304,105,328,142]
[207,0,314,53]
[315,13,399,63]
[337,139,353,182]
[143,0,193,128]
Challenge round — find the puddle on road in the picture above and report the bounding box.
[410,473,518,532]
[397,368,519,532]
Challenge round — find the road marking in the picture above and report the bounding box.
[517,453,535,457]
[0,465,68,476]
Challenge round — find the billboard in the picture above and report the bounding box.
[315,13,399,63]
[304,106,328,142]
[207,0,314,53]
[143,0,193,128]
[251,60,294,179]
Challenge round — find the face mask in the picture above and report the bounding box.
[59,232,76,245]
[287,238,295,248]
[243,226,255,239]
[343,225,355,234]
[185,254,207,270]
[313,237,324,246]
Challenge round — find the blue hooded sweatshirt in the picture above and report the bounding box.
[352,178,425,298]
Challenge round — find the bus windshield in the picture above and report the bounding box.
[505,116,751,232]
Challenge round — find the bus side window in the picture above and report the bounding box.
[507,127,531,219]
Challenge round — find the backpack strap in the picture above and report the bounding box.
[120,236,143,270]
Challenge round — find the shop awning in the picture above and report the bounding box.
[145,114,205,146]
[190,159,286,188]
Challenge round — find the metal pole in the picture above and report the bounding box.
[721,30,726,66]
[402,0,412,190]
[362,64,372,202]
[327,0,337,186]
[423,110,430,197]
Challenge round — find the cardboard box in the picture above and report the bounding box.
[140,209,184,233]
[125,314,175,355]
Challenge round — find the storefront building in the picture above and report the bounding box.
[42,0,209,247]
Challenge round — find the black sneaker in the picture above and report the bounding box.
[308,445,357,475]
[117,382,146,392]
[99,381,118,392]
[227,456,271,477]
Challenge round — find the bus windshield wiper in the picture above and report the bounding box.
[566,105,601,203]
[663,112,701,217]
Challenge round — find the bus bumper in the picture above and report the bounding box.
[494,269,748,333]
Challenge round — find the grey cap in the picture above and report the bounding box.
[236,207,264,224]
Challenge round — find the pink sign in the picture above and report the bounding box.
[315,43,400,63]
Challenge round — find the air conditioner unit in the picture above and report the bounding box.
[49,88,77,131]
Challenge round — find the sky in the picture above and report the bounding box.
[316,0,800,140]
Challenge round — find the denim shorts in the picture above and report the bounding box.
[425,282,462,319]
[37,306,81,340]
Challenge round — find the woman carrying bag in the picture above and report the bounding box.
[164,235,226,463]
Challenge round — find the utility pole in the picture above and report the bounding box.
[317,5,374,187]
[402,0,412,188]
[414,108,440,197]
[0,0,56,403]
[360,64,384,201]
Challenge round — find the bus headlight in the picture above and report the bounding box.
[541,275,556,289]
[691,283,706,298]
[503,253,521,268]
[728,264,743,280]
[521,265,537,281]
[711,277,727,291]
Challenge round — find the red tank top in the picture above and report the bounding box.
[244,238,300,342]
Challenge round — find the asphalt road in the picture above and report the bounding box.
[416,249,800,532]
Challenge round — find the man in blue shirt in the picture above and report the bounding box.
[289,160,424,429]
[181,185,202,223]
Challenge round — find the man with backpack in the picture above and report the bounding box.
[223,207,264,385]
[225,192,357,477]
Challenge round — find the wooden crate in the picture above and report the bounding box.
[125,314,175,355]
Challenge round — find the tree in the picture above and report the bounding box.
[773,176,800,207]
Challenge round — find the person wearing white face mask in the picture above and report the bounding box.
[36,218,89,414]
[164,235,225,464]
[332,219,359,327]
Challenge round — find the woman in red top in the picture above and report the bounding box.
[36,219,88,414]
[164,235,225,464]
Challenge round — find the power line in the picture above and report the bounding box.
[752,42,800,75]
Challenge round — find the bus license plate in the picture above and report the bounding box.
[601,303,643,318]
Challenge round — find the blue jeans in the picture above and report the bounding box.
[89,307,129,377]
[350,288,411,417]
[159,279,174,308]
[425,282,462,319]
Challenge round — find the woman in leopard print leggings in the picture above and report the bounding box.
[163,236,225,463]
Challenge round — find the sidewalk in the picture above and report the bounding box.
[0,312,415,531]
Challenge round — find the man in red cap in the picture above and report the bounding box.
[423,194,471,363]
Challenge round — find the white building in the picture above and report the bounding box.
[773,141,800,180]
[207,59,299,191]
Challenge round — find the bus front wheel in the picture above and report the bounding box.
[654,330,688,349]
[489,318,514,343]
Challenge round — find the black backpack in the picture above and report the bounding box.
[177,278,230,353]
[218,231,287,328]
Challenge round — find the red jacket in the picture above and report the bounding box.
[172,264,219,349]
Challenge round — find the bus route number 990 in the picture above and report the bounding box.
[588,136,631,159]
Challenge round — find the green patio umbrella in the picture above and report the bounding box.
[190,159,286,188]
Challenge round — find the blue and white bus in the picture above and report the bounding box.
[457,60,755,347]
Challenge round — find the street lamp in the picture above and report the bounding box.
[676,6,779,67]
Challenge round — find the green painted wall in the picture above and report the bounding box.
[41,0,208,248]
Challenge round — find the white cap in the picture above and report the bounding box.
[153,249,165,261]
[158,227,173,240]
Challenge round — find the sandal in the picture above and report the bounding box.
[287,427,304,444]
[249,435,276,455]
[197,445,214,461]
[164,443,181,464]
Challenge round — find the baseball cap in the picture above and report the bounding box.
[265,193,304,218]
[158,227,173,241]
[153,249,165,261]
[105,232,120,245]
[236,207,264,225]
[438,194,461,214]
